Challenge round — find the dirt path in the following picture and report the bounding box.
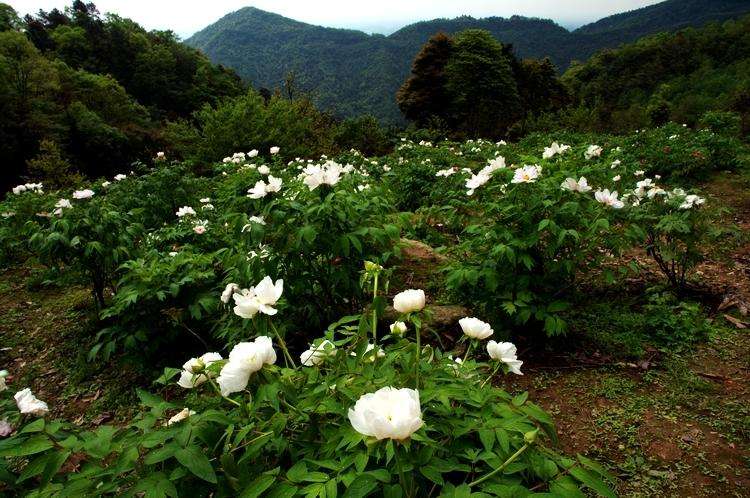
[0,268,145,425]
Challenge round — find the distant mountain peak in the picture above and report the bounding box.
[186,0,750,123]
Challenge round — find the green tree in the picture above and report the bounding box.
[26,139,81,188]
[0,31,63,189]
[397,32,453,127]
[445,29,523,137]
[0,3,20,32]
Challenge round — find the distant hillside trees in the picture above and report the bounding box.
[0,1,245,189]
[397,29,566,138]
[561,15,750,132]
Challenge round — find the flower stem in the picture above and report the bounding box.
[269,319,296,368]
[414,319,421,390]
[207,377,242,407]
[394,443,411,497]
[371,273,379,344]
[480,363,502,388]
[468,443,530,487]
[463,340,474,362]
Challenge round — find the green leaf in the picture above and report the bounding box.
[240,475,276,498]
[570,466,616,498]
[174,446,217,483]
[0,435,54,457]
[512,392,529,407]
[19,419,45,434]
[343,474,377,498]
[287,461,308,483]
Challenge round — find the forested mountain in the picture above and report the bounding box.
[186,0,750,122]
[0,1,244,190]
[562,15,750,132]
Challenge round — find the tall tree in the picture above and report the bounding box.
[444,29,523,137]
[0,3,20,32]
[396,32,453,127]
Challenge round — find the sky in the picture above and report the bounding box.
[8,0,665,38]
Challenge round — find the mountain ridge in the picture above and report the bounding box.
[186,0,750,122]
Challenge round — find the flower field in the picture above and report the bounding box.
[0,123,749,497]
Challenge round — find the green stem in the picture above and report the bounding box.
[394,443,411,497]
[463,340,474,362]
[207,377,242,407]
[269,319,296,368]
[371,273,379,344]
[480,363,502,388]
[415,319,421,390]
[468,443,530,487]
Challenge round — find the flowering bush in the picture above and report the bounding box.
[29,196,143,309]
[0,280,615,496]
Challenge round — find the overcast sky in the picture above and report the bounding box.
[9,0,665,38]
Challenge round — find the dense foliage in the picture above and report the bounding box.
[1,113,742,494]
[562,15,750,133]
[0,1,244,190]
[185,0,750,123]
[397,30,564,138]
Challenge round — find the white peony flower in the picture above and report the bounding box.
[247,181,268,199]
[233,288,260,319]
[266,176,282,193]
[511,165,542,184]
[679,194,705,210]
[166,408,195,426]
[114,174,127,181]
[231,277,283,318]
[486,341,523,375]
[217,337,276,396]
[55,199,72,209]
[270,146,280,155]
[252,277,283,315]
[613,175,621,182]
[393,289,426,314]
[193,225,206,235]
[348,387,423,441]
[436,167,457,177]
[584,145,603,160]
[248,149,259,158]
[459,317,494,340]
[176,206,196,217]
[72,189,94,200]
[221,283,240,304]
[482,156,506,174]
[300,339,336,366]
[177,352,223,388]
[542,142,570,159]
[258,165,270,175]
[594,189,624,209]
[465,172,491,196]
[560,177,592,193]
[14,389,49,416]
[389,321,407,336]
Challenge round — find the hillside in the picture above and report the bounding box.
[563,14,750,131]
[185,0,750,123]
